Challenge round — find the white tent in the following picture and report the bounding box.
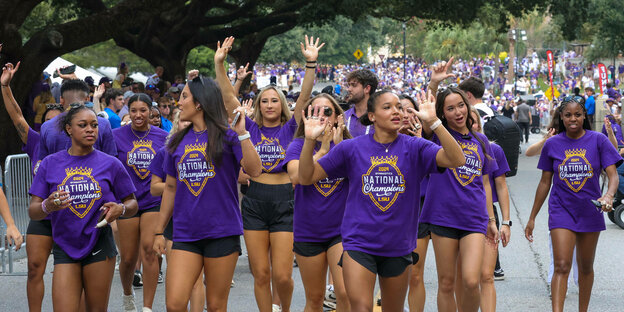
[44,57,104,85]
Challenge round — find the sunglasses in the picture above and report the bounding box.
[437,84,459,94]
[69,102,86,109]
[562,95,584,104]
[192,76,205,86]
[46,103,63,110]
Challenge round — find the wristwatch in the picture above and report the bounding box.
[502,220,512,227]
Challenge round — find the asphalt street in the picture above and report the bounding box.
[1,131,623,311]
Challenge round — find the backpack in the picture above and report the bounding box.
[482,115,522,177]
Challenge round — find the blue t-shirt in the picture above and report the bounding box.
[105,107,121,129]
[160,117,172,132]
[585,96,595,115]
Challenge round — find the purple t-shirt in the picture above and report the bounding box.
[113,125,168,210]
[283,138,348,242]
[149,147,166,180]
[38,113,117,160]
[601,123,624,146]
[344,107,375,137]
[318,134,441,257]
[163,129,244,241]
[420,130,498,234]
[29,150,135,259]
[490,143,510,203]
[23,128,41,175]
[538,131,622,232]
[246,116,297,173]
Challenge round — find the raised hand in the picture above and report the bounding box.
[56,66,77,80]
[1,62,20,86]
[429,56,456,85]
[93,83,105,100]
[319,123,333,155]
[406,114,423,137]
[215,36,235,64]
[413,90,438,125]
[333,114,345,144]
[300,35,325,62]
[187,69,199,81]
[242,98,254,117]
[237,63,252,81]
[545,127,556,139]
[303,105,327,140]
[229,106,248,135]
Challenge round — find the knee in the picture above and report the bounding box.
[480,272,494,286]
[409,269,424,287]
[553,259,572,275]
[141,244,156,262]
[205,301,226,312]
[166,301,187,312]
[27,260,45,280]
[273,269,293,287]
[251,268,271,286]
[438,275,455,294]
[463,277,480,292]
[577,261,593,275]
[305,290,325,309]
[119,255,136,268]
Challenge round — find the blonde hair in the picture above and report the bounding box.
[166,110,182,143]
[470,106,482,133]
[252,86,291,127]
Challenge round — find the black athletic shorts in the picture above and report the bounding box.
[172,235,241,258]
[417,223,431,239]
[338,250,418,278]
[53,226,117,266]
[427,223,481,240]
[241,181,294,232]
[163,219,173,241]
[119,205,159,219]
[293,235,342,257]
[27,219,52,236]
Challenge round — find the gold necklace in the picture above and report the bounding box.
[131,125,151,140]
[193,129,207,142]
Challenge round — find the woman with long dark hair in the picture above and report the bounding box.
[28,104,138,311]
[283,93,351,311]
[152,76,262,311]
[214,36,322,312]
[525,96,621,312]
[419,87,499,312]
[298,89,465,312]
[113,93,169,312]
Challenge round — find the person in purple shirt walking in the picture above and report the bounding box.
[2,61,64,312]
[344,69,379,137]
[215,36,321,312]
[525,95,622,312]
[113,93,169,312]
[298,89,465,312]
[28,104,138,312]
[152,75,262,312]
[283,94,351,312]
[419,87,499,312]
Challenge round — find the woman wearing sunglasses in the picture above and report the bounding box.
[214,36,322,312]
[525,95,621,312]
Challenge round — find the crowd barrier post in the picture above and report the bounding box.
[1,154,31,276]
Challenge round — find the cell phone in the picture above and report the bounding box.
[95,209,108,228]
[53,65,76,78]
[590,199,603,208]
[230,111,241,128]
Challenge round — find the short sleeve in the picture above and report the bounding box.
[282,138,304,171]
[317,140,348,179]
[98,118,118,157]
[111,159,136,201]
[491,144,510,178]
[412,137,442,175]
[29,158,50,199]
[537,140,554,172]
[482,137,498,176]
[38,125,49,161]
[598,133,623,169]
[225,130,243,165]
[163,149,177,178]
[149,148,166,179]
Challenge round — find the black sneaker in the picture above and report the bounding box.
[494,268,505,281]
[133,270,143,287]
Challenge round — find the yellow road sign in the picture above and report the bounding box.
[544,86,560,101]
[353,49,364,60]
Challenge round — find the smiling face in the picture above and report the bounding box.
[560,101,585,135]
[66,109,98,148]
[258,88,282,124]
[442,93,469,132]
[400,98,416,127]
[149,107,161,127]
[129,100,151,130]
[178,84,202,123]
[369,92,403,132]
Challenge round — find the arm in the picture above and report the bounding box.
[603,117,618,149]
[494,175,511,247]
[526,128,554,157]
[214,37,241,120]
[1,62,29,144]
[101,194,138,222]
[92,83,105,113]
[233,63,252,97]
[287,128,332,185]
[150,175,165,197]
[0,188,23,251]
[426,56,455,95]
[231,106,262,177]
[483,174,499,244]
[29,190,71,221]
[153,174,176,255]
[293,35,325,125]
[597,164,618,212]
[525,170,553,242]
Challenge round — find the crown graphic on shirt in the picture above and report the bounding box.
[132,140,152,148]
[461,141,479,153]
[370,155,398,166]
[184,143,207,153]
[565,148,586,158]
[259,134,279,145]
[65,167,93,176]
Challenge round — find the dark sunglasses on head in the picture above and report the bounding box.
[192,76,205,86]
[562,95,584,104]
[437,84,459,94]
[69,102,86,109]
[46,103,63,110]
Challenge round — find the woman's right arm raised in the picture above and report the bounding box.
[1,62,30,144]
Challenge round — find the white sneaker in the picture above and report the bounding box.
[122,292,137,312]
[272,304,281,312]
[142,308,153,312]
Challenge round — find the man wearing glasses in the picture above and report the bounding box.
[157,97,173,132]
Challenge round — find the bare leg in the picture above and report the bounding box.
[342,251,376,312]
[165,249,204,312]
[296,252,328,311]
[26,234,53,312]
[244,230,272,312]
[82,257,116,312]
[139,212,160,308]
[327,243,349,312]
[116,218,140,296]
[269,232,294,312]
[431,233,459,312]
[52,263,83,312]
[408,237,429,312]
[379,266,411,312]
[457,233,485,312]
[575,231,600,312]
[479,239,498,312]
[203,252,239,311]
[189,273,206,312]
[550,228,576,312]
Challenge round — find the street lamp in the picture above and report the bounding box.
[510,29,527,95]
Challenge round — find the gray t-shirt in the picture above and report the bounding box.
[516,103,531,122]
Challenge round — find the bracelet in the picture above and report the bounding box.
[488,217,496,222]
[306,60,317,63]
[305,65,316,69]
[155,233,164,236]
[1,84,9,87]
[41,200,50,214]
[429,119,442,131]
[238,132,251,141]
[120,203,126,216]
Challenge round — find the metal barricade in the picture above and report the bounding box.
[1,154,31,275]
[0,163,5,273]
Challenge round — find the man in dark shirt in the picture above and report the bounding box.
[515,99,532,143]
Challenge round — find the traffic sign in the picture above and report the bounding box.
[544,86,560,101]
[378,54,385,61]
[353,49,364,60]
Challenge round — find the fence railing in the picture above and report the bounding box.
[1,154,32,275]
